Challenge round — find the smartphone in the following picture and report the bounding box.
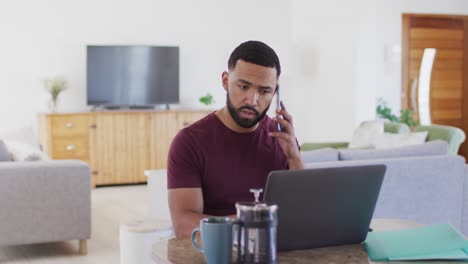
[276,85,284,132]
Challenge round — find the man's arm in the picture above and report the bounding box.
[168,188,238,238]
[168,188,209,238]
[287,156,304,170]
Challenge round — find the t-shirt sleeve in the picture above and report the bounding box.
[167,129,203,189]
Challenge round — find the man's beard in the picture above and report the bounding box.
[226,93,269,129]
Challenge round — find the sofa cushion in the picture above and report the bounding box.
[0,140,11,161]
[301,148,339,163]
[1,126,41,150]
[348,120,384,149]
[339,140,448,161]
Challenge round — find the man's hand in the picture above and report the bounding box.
[168,188,208,238]
[269,101,304,170]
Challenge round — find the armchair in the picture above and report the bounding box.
[413,124,465,154]
[0,160,91,254]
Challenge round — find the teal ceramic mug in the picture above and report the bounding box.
[191,217,233,264]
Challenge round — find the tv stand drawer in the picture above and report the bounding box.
[51,115,90,136]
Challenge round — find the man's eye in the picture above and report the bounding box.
[261,90,271,94]
[238,85,247,89]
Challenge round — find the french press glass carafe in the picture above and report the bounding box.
[234,189,278,264]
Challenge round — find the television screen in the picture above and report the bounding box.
[87,45,179,106]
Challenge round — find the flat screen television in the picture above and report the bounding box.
[87,45,179,107]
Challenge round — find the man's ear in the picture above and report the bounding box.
[221,71,229,92]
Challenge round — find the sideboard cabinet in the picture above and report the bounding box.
[38,110,210,186]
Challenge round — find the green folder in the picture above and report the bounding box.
[364,224,468,261]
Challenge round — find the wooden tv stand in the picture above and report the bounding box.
[38,110,211,187]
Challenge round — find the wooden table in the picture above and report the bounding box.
[152,219,464,263]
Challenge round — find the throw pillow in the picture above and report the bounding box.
[0,140,11,161]
[300,148,339,163]
[1,126,41,149]
[348,120,385,149]
[374,132,428,149]
[4,140,50,161]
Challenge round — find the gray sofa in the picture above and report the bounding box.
[301,141,468,235]
[0,160,91,254]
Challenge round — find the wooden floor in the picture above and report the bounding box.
[0,185,152,264]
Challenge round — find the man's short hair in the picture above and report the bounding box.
[228,40,281,78]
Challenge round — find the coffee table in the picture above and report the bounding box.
[152,219,465,264]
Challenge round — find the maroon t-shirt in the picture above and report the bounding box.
[167,112,288,216]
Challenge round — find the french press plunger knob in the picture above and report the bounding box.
[249,188,263,203]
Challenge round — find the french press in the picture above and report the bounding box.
[234,189,278,264]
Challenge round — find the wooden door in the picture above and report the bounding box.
[402,14,468,158]
[89,112,151,185]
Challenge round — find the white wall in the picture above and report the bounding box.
[1,0,468,144]
[354,0,378,126]
[376,0,468,113]
[290,0,378,142]
[0,0,292,135]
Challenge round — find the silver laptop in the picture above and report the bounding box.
[264,165,386,251]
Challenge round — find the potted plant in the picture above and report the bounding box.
[199,93,215,106]
[44,76,68,112]
[376,98,418,130]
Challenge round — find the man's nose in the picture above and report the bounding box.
[245,89,259,106]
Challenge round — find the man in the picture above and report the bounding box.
[167,40,304,238]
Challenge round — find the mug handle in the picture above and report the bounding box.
[191,228,204,254]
